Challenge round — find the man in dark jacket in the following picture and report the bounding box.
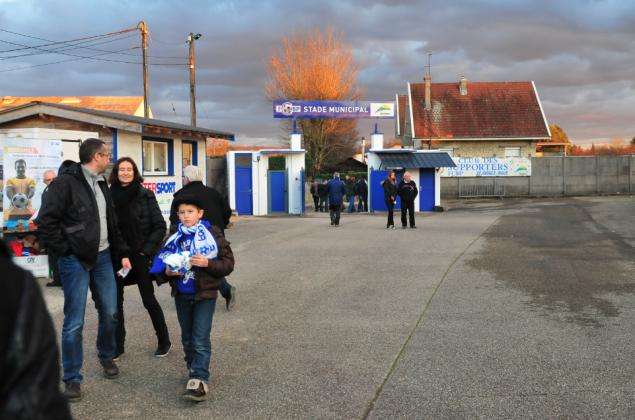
[37,138,130,402]
[382,171,398,229]
[345,175,357,213]
[34,169,61,287]
[355,176,368,212]
[0,239,71,419]
[398,171,418,228]
[317,180,328,212]
[169,165,236,310]
[327,172,346,226]
[310,179,320,211]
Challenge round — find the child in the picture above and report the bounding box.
[150,195,234,402]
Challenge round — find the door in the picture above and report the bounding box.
[268,170,287,213]
[370,169,388,211]
[419,168,435,211]
[235,166,253,215]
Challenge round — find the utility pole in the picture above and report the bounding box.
[187,32,201,127]
[138,21,150,118]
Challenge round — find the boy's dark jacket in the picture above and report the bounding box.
[156,225,234,300]
[37,161,129,270]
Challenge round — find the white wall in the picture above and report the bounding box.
[226,151,238,210]
[435,168,441,206]
[286,153,305,215]
[408,168,421,212]
[253,154,269,216]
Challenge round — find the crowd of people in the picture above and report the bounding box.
[0,138,237,416]
[312,170,419,229]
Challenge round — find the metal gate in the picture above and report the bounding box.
[458,179,505,198]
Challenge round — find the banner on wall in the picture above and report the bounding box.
[440,157,531,177]
[142,179,177,218]
[2,138,62,231]
[273,100,395,119]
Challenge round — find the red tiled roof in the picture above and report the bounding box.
[0,96,144,115]
[396,94,407,136]
[409,81,549,139]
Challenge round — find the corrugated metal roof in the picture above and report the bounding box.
[377,152,456,169]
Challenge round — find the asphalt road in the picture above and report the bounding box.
[40,196,634,419]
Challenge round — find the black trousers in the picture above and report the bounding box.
[312,195,320,211]
[386,200,395,227]
[329,204,341,225]
[401,200,416,227]
[116,254,170,353]
[357,196,368,212]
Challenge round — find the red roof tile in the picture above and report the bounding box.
[409,81,549,139]
[0,96,145,116]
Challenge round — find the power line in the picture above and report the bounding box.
[0,33,138,60]
[0,47,139,73]
[0,27,186,60]
[0,27,137,53]
[0,36,185,66]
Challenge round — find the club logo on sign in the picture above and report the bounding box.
[275,101,301,116]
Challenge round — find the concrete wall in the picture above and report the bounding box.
[441,155,634,198]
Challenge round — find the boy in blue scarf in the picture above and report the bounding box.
[151,195,235,402]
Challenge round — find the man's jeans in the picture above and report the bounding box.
[58,249,118,383]
[347,196,356,213]
[174,295,216,382]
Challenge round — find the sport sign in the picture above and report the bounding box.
[273,100,395,119]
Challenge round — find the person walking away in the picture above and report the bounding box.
[0,238,72,419]
[345,175,356,213]
[382,171,398,229]
[398,171,418,229]
[317,179,328,212]
[34,169,61,287]
[37,138,131,402]
[327,172,346,226]
[152,195,234,402]
[109,157,171,359]
[169,165,237,310]
[355,176,368,212]
[310,179,320,211]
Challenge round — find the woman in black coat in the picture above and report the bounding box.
[109,157,171,358]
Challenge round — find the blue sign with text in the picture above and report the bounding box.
[273,100,395,119]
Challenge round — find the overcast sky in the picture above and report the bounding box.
[1,0,633,145]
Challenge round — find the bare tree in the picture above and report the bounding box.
[266,27,361,174]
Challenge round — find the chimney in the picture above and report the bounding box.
[459,76,468,95]
[424,74,431,110]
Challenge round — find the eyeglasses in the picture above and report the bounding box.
[97,151,112,158]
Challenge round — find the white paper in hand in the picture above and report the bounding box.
[117,267,131,278]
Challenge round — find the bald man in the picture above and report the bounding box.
[37,170,61,287]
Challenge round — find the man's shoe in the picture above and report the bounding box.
[63,381,82,402]
[391,225,396,230]
[183,379,209,402]
[411,226,417,229]
[100,359,119,379]
[155,343,172,358]
[402,225,407,229]
[46,280,61,287]
[226,286,237,311]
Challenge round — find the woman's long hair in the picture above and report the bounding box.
[108,157,144,186]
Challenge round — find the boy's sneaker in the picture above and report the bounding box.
[100,359,119,379]
[183,379,209,402]
[154,343,172,358]
[63,381,82,402]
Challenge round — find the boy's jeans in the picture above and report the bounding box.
[175,294,216,382]
[58,249,118,383]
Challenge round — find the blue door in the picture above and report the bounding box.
[269,170,286,213]
[235,167,253,215]
[370,169,388,211]
[419,168,435,211]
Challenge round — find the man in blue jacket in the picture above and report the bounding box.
[327,172,346,226]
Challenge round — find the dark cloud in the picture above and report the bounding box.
[1,0,633,144]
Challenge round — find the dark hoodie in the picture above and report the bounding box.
[37,161,129,270]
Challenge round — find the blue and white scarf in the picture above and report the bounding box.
[150,221,218,294]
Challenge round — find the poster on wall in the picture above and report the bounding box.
[2,138,63,232]
[142,178,177,219]
[440,157,531,177]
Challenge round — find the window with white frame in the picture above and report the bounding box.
[142,140,169,175]
[505,147,521,158]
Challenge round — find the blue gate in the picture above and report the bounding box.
[268,170,287,213]
[370,169,403,211]
[235,166,253,215]
[419,168,435,211]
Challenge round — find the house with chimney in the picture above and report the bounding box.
[395,75,551,159]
